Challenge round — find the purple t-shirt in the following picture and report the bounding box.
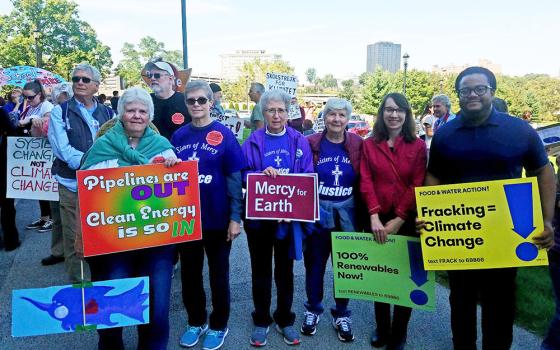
[316,138,355,201]
[263,133,292,174]
[171,120,245,231]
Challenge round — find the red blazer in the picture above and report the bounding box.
[360,135,426,219]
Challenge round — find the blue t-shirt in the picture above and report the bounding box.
[263,133,292,174]
[171,120,245,231]
[428,109,548,184]
[316,138,355,201]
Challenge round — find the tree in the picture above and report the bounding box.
[116,36,184,88]
[305,68,316,85]
[0,0,112,78]
[338,79,357,105]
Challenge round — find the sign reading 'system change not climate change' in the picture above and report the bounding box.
[332,233,435,310]
[245,173,319,222]
[416,178,548,270]
[77,162,202,257]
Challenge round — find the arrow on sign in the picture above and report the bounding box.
[407,241,428,287]
[503,183,535,239]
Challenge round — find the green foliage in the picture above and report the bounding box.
[115,36,183,88]
[305,67,316,84]
[0,0,112,78]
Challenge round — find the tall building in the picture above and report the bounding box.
[220,50,282,81]
[366,42,402,73]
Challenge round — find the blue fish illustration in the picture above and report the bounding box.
[21,279,148,331]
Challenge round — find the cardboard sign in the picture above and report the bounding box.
[537,123,560,155]
[6,137,58,201]
[77,162,202,257]
[266,72,298,96]
[313,115,325,133]
[416,178,548,270]
[288,104,302,121]
[12,277,149,337]
[211,110,245,140]
[245,173,319,222]
[332,233,435,310]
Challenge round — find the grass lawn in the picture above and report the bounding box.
[436,266,554,337]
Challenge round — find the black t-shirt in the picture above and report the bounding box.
[151,91,191,140]
[110,96,119,111]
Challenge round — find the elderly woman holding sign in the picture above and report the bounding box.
[80,87,179,350]
[171,80,245,350]
[360,93,426,350]
[302,98,364,342]
[241,89,313,346]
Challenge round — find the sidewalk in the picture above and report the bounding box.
[0,200,543,349]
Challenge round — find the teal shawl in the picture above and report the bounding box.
[81,120,174,169]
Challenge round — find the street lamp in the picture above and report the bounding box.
[181,0,188,69]
[402,53,409,95]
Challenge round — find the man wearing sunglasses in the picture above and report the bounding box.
[48,63,114,283]
[425,66,555,350]
[143,59,191,140]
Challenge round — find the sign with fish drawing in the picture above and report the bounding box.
[12,277,149,337]
[77,161,202,257]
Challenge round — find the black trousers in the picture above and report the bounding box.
[0,137,19,249]
[448,268,517,350]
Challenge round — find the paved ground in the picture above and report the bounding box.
[0,199,544,349]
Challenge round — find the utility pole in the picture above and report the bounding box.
[181,0,188,69]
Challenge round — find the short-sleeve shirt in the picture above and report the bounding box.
[250,102,264,131]
[263,132,291,174]
[428,109,549,184]
[152,91,191,140]
[171,120,245,231]
[26,100,54,119]
[316,138,355,201]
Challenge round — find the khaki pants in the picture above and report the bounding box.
[58,186,89,283]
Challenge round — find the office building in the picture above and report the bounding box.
[220,50,282,81]
[366,42,402,73]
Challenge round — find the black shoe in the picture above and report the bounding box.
[5,241,21,251]
[37,219,53,232]
[370,329,388,348]
[388,336,406,350]
[41,255,64,266]
[26,219,46,230]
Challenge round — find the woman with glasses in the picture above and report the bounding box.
[241,89,313,347]
[360,93,426,350]
[171,80,244,350]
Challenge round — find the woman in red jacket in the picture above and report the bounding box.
[360,92,426,350]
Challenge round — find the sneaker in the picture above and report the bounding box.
[38,219,53,232]
[300,311,320,335]
[202,328,229,350]
[249,326,269,347]
[26,218,46,230]
[180,324,208,347]
[333,317,354,342]
[276,325,301,345]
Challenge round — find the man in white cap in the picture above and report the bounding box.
[143,58,191,139]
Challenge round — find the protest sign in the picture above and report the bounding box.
[211,110,245,139]
[416,177,548,270]
[313,115,325,133]
[6,136,58,201]
[12,277,149,337]
[288,104,302,121]
[332,233,435,310]
[77,161,202,257]
[266,72,298,96]
[537,123,560,155]
[245,173,319,222]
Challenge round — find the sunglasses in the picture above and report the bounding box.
[186,97,209,106]
[24,93,38,100]
[144,71,170,80]
[71,76,94,84]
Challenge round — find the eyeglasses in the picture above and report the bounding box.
[71,76,95,84]
[186,97,209,106]
[264,108,287,115]
[457,85,493,98]
[143,71,170,80]
[24,93,38,100]
[384,107,406,114]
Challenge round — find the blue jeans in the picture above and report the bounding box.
[87,245,175,350]
[303,226,350,318]
[543,250,560,350]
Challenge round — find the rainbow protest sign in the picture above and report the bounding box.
[77,161,202,257]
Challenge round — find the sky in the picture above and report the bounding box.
[2,0,559,81]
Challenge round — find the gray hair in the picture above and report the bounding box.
[260,89,291,113]
[251,82,265,94]
[431,94,451,111]
[185,80,213,101]
[51,83,73,104]
[117,87,154,121]
[323,98,352,118]
[71,63,101,83]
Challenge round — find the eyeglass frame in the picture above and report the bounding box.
[264,108,287,115]
[457,85,494,98]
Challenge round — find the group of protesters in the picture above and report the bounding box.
[0,60,559,350]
